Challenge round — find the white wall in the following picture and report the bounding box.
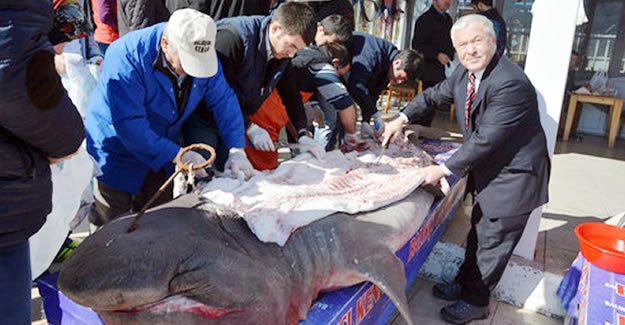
[513,0,582,260]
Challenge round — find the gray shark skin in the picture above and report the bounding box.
[58,194,415,325]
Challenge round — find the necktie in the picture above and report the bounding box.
[465,73,476,129]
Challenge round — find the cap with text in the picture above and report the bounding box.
[167,8,218,78]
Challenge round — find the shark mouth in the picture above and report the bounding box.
[113,295,240,319]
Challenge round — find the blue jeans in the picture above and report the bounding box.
[182,113,229,172]
[0,241,32,325]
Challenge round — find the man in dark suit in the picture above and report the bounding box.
[383,14,550,324]
[411,0,454,126]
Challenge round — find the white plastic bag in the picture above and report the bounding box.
[60,52,100,118]
[29,146,95,280]
[589,70,608,89]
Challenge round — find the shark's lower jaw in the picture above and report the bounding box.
[111,295,240,319]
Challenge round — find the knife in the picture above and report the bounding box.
[374,142,389,164]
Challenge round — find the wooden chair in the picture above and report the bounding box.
[450,104,455,121]
[383,80,422,113]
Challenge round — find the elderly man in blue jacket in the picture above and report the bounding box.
[86,8,254,226]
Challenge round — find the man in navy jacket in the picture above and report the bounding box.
[185,2,322,167]
[347,32,424,140]
[86,9,254,226]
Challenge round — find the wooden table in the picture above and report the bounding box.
[563,93,624,148]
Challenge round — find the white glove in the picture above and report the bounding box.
[224,148,257,180]
[178,149,209,178]
[298,136,326,159]
[246,123,275,151]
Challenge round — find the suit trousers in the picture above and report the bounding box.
[455,202,530,307]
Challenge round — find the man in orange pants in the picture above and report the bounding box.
[245,90,316,170]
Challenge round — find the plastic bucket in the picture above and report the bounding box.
[574,222,625,324]
[575,222,625,274]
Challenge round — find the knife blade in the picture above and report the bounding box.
[374,142,389,164]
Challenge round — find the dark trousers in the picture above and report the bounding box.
[88,170,173,226]
[0,241,32,325]
[455,203,530,307]
[182,112,229,172]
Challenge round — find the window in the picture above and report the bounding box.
[500,0,534,67]
[573,0,625,78]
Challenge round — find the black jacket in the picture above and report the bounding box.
[117,0,169,36]
[411,5,454,85]
[287,45,333,92]
[402,55,550,218]
[347,32,398,122]
[0,0,85,247]
[168,0,271,20]
[211,15,306,130]
[117,0,273,36]
[308,0,354,25]
[480,8,507,57]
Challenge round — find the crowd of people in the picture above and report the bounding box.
[0,1,550,324]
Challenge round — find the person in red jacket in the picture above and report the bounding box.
[92,0,119,54]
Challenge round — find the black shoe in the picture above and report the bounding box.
[432,282,462,301]
[440,300,489,324]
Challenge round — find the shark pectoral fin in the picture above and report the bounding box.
[351,247,415,325]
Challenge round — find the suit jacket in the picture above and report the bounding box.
[402,55,550,217]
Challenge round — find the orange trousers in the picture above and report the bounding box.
[246,90,313,170]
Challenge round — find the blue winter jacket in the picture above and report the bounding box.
[86,23,245,194]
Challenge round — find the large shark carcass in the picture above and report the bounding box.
[58,140,446,325]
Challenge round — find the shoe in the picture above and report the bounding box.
[440,300,490,324]
[432,282,462,301]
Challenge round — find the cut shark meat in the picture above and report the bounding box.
[202,140,434,245]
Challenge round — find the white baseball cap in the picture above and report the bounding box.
[167,8,218,78]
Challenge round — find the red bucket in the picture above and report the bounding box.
[575,222,625,274]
